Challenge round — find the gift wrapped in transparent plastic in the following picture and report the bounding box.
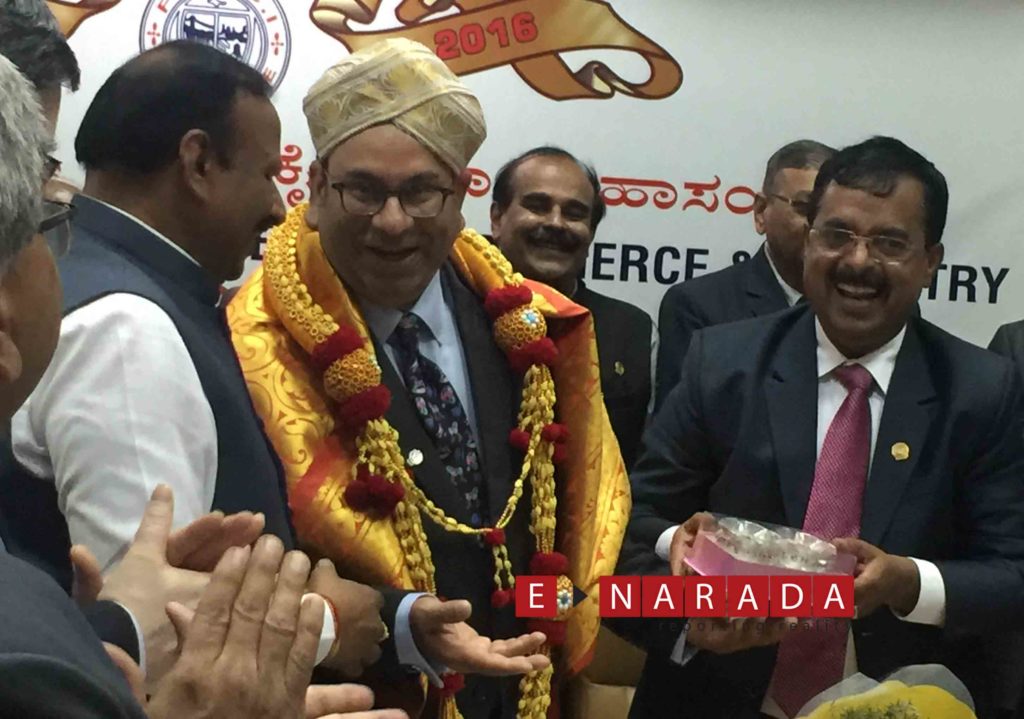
[684,514,857,576]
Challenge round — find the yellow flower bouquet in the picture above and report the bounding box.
[797,665,976,719]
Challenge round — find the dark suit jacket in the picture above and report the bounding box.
[372,265,528,719]
[574,281,653,468]
[991,321,1024,385]
[654,245,789,411]
[987,320,1024,718]
[620,307,1024,718]
[0,551,145,718]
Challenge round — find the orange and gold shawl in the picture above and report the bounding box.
[227,204,630,675]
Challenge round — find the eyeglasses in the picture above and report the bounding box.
[331,181,453,219]
[809,227,916,264]
[44,154,61,181]
[770,193,812,218]
[39,201,75,258]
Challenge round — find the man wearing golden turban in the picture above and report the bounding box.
[229,38,631,718]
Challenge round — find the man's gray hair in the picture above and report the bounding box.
[1,0,58,31]
[0,52,49,271]
[0,0,81,91]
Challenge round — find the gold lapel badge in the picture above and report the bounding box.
[614,361,625,376]
[891,442,910,461]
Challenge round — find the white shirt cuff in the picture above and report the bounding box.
[111,601,146,679]
[395,592,447,687]
[669,622,698,666]
[656,525,679,562]
[894,557,946,626]
[305,594,336,665]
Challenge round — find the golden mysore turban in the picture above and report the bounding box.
[303,38,486,173]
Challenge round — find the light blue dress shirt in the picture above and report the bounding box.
[361,269,479,441]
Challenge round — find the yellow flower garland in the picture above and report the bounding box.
[262,206,562,718]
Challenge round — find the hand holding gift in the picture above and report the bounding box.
[674,513,858,655]
[683,514,857,578]
[833,538,921,619]
[669,512,716,576]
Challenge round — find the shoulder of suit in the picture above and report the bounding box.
[660,259,753,311]
[0,552,85,630]
[60,234,180,314]
[682,307,811,374]
[697,304,796,342]
[914,317,1017,382]
[0,554,143,717]
[990,318,1024,346]
[59,229,152,290]
[577,286,653,326]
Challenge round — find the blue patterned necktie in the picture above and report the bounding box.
[388,312,486,526]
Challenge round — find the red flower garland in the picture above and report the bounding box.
[530,551,569,576]
[343,465,405,519]
[508,428,531,452]
[491,588,515,608]
[541,423,569,443]
[483,527,506,546]
[311,326,364,372]
[336,385,392,431]
[507,338,558,375]
[440,672,466,697]
[543,423,570,465]
[484,285,534,319]
[527,618,567,646]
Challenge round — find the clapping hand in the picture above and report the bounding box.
[146,536,321,718]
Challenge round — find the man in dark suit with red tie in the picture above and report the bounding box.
[654,140,835,409]
[620,136,1024,718]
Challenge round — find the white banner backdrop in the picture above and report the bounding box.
[50,0,1024,347]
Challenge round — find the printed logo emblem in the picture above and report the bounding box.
[140,0,291,91]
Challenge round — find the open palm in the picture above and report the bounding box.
[409,596,550,676]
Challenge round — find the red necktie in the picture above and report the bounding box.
[770,363,873,717]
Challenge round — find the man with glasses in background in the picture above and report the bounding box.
[654,139,835,409]
[619,136,1024,718]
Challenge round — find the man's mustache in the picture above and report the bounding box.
[526,225,583,251]
[830,264,887,291]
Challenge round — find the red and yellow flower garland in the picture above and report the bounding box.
[262,207,573,718]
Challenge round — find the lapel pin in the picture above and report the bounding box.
[891,442,910,461]
[407,449,424,467]
[614,361,625,376]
